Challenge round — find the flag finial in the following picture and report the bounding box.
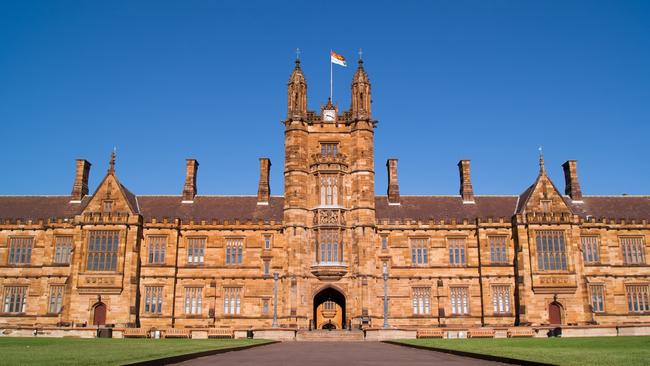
[295,48,300,60]
[359,48,363,60]
[538,146,545,174]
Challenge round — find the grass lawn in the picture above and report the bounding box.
[395,336,650,366]
[0,337,271,365]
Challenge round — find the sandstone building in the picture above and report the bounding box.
[0,59,649,333]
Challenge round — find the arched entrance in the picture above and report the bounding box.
[313,287,345,330]
[93,302,107,326]
[548,301,563,325]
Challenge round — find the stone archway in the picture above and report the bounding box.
[93,302,107,326]
[313,287,346,330]
[548,301,563,325]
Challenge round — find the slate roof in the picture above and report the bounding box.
[1,194,649,222]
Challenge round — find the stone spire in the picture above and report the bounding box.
[351,58,371,117]
[287,58,307,118]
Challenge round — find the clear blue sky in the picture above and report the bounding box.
[1,0,649,196]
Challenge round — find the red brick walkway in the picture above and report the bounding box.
[172,341,505,365]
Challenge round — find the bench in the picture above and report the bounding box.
[208,328,234,339]
[468,329,495,338]
[417,329,445,338]
[507,328,536,338]
[164,328,191,339]
[123,328,149,338]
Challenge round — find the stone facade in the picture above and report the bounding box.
[0,59,649,332]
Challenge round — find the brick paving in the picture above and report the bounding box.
[172,341,505,365]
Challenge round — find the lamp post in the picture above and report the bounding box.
[383,270,389,329]
[272,272,279,328]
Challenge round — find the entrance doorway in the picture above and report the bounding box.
[548,301,563,325]
[313,287,345,330]
[93,302,107,326]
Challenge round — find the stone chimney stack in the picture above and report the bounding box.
[386,158,400,205]
[257,158,271,205]
[458,160,475,203]
[70,159,91,203]
[182,159,199,203]
[562,160,583,202]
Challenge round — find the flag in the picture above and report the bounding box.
[330,51,347,67]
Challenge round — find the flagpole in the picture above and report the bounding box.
[330,50,333,101]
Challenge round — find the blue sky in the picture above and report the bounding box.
[1,0,649,196]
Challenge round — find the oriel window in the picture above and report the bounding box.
[319,229,340,264]
[320,175,339,206]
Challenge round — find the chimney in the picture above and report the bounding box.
[562,160,583,202]
[70,159,91,203]
[458,160,475,203]
[386,158,400,205]
[257,158,271,205]
[182,159,199,203]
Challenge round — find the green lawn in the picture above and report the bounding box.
[395,336,650,366]
[0,337,271,365]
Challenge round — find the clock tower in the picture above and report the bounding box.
[283,57,377,329]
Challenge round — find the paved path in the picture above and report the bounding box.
[172,341,506,366]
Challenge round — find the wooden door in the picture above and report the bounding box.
[549,302,562,324]
[93,303,106,326]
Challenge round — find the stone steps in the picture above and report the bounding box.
[296,330,365,341]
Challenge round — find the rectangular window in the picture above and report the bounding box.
[626,285,650,313]
[102,200,113,213]
[264,235,272,250]
[582,236,601,264]
[381,235,388,250]
[8,237,33,265]
[412,287,431,315]
[535,230,568,271]
[3,286,27,313]
[320,143,338,157]
[48,285,64,314]
[225,238,243,265]
[262,299,270,315]
[224,287,241,315]
[263,260,270,275]
[54,236,73,264]
[492,285,511,314]
[448,238,466,266]
[320,175,339,206]
[144,286,163,314]
[86,231,119,271]
[148,236,167,264]
[450,287,469,315]
[590,284,605,313]
[489,236,508,264]
[621,237,645,265]
[184,287,202,315]
[187,237,205,265]
[410,238,428,266]
[319,229,340,263]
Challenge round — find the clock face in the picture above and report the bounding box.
[323,109,336,122]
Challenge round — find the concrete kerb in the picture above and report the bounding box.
[383,340,555,366]
[123,340,279,366]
